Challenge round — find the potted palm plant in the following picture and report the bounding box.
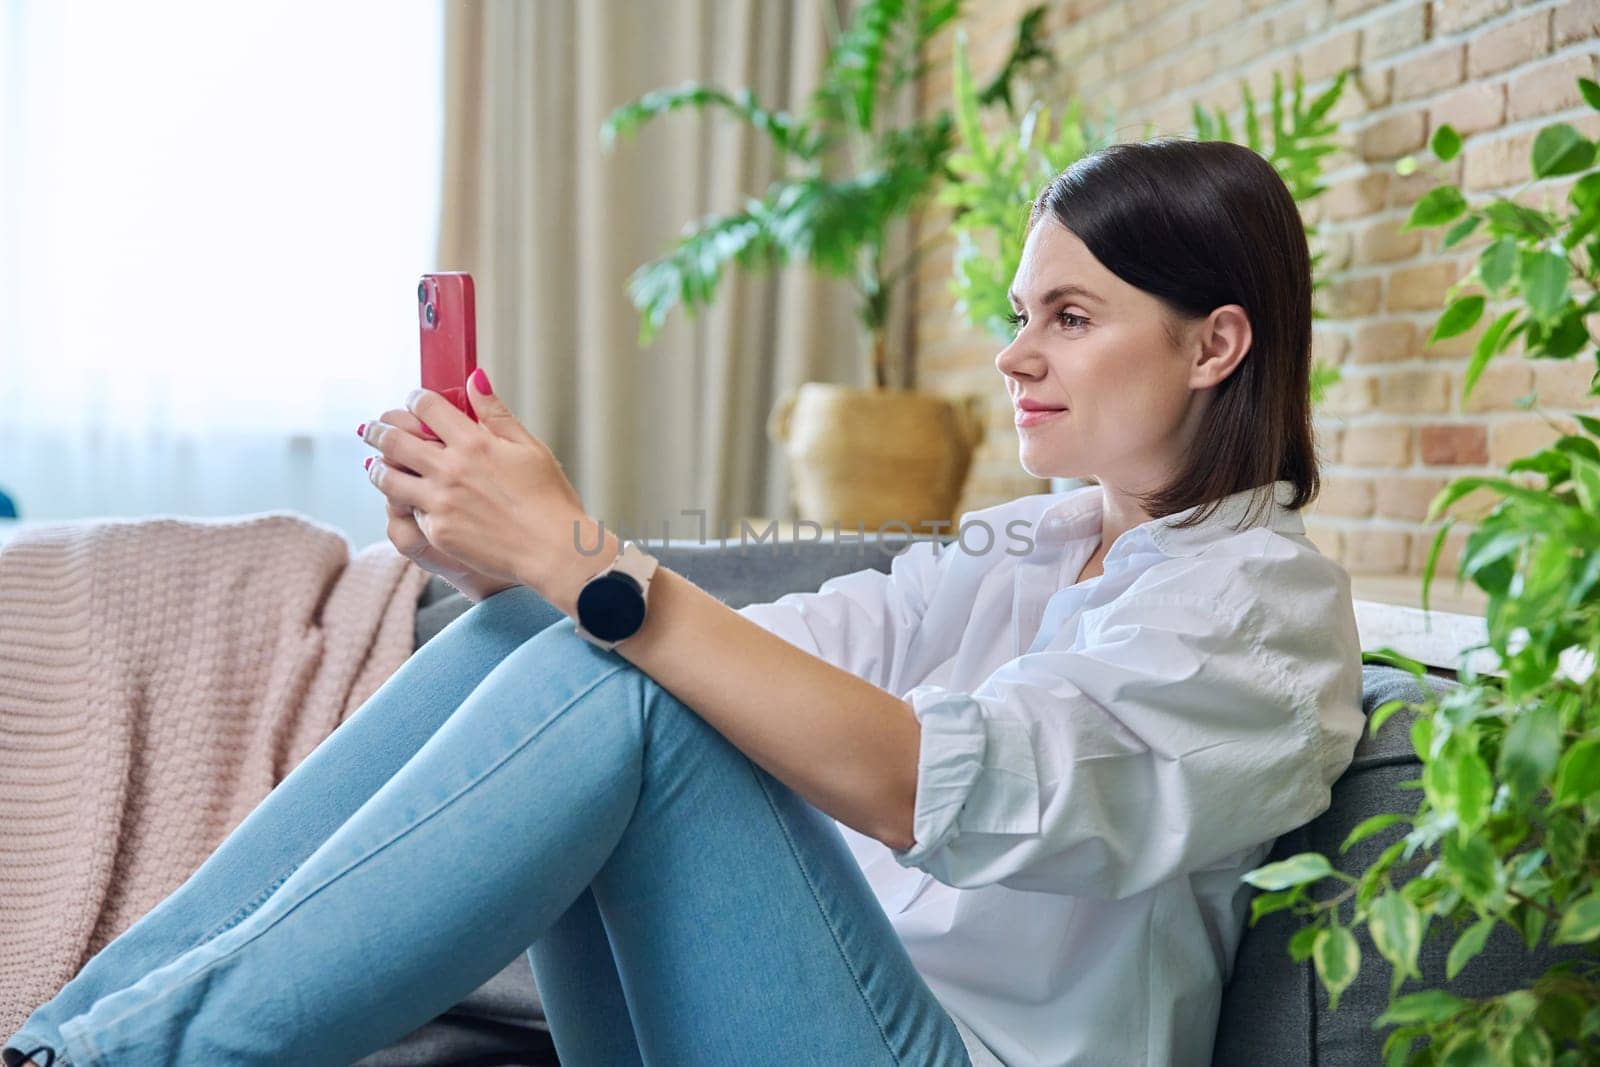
[601,0,1051,531]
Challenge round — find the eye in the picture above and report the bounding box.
[1058,309,1088,330]
[1005,310,1026,334]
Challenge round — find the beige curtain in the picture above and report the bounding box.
[438,0,872,537]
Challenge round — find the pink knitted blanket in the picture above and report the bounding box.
[0,512,430,1035]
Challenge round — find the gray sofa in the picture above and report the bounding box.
[357,537,1568,1066]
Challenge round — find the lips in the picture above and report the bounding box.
[1015,399,1067,412]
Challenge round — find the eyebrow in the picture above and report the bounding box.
[1007,284,1105,309]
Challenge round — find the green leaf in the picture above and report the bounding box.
[1250,887,1304,923]
[1407,185,1469,229]
[1342,812,1407,852]
[1519,249,1569,323]
[1242,852,1334,890]
[1431,124,1462,161]
[1444,832,1499,902]
[1555,738,1600,804]
[1499,703,1563,802]
[1288,921,1320,962]
[1313,925,1360,1012]
[1455,750,1493,829]
[1531,122,1596,178]
[1569,453,1600,513]
[1430,295,1485,343]
[1553,892,1600,945]
[1369,890,1426,988]
[1439,1035,1498,1067]
[1368,698,1410,736]
[1445,917,1494,980]
[1485,199,1556,239]
[1442,213,1481,248]
[1460,310,1517,402]
[1376,989,1469,1027]
[601,83,808,158]
[1479,238,1518,292]
[1580,77,1600,111]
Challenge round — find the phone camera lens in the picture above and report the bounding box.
[417,282,426,303]
[424,302,436,325]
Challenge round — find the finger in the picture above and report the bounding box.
[366,457,431,512]
[376,407,442,443]
[366,419,446,478]
[404,387,476,449]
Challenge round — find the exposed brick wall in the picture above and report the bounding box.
[913,0,1600,579]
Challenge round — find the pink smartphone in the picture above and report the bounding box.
[418,272,478,428]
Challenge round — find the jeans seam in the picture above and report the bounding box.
[79,660,634,1041]
[746,762,904,1066]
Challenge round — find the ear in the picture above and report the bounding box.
[1189,305,1252,389]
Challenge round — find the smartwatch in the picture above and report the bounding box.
[573,539,659,651]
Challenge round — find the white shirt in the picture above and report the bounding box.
[736,479,1366,1067]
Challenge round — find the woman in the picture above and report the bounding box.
[6,138,1365,1067]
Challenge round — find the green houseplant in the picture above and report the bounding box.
[941,54,1351,411]
[1238,78,1600,1064]
[601,0,1051,530]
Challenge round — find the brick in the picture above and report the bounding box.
[1409,524,1469,575]
[1379,368,1452,413]
[1438,484,1501,521]
[1463,127,1539,191]
[1363,6,1430,63]
[1324,172,1391,220]
[1434,0,1510,36]
[1467,10,1551,78]
[1353,218,1424,264]
[1419,423,1489,464]
[1314,474,1377,517]
[1194,0,1247,36]
[1165,44,1219,94]
[1375,474,1452,521]
[1313,328,1352,367]
[1270,0,1323,43]
[1317,426,1346,465]
[1553,0,1600,46]
[1489,414,1580,465]
[1393,43,1466,100]
[1346,529,1411,574]
[1302,520,1345,563]
[1533,359,1600,408]
[1459,362,1536,412]
[1351,320,1418,364]
[1430,81,1506,137]
[1322,374,1378,415]
[1360,110,1429,160]
[1341,422,1414,465]
[1325,275,1384,317]
[1332,0,1385,16]
[1508,53,1600,122]
[1390,156,1464,208]
[1316,227,1354,271]
[1217,18,1270,69]
[1300,29,1360,83]
[1420,313,1490,359]
[1388,260,1465,311]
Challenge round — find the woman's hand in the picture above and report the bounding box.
[361,406,517,604]
[361,368,595,606]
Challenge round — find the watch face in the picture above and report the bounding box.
[576,572,645,642]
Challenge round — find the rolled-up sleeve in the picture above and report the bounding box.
[735,538,945,692]
[889,558,1361,901]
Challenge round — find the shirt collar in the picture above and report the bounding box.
[1040,479,1305,560]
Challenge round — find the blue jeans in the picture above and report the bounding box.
[5,585,971,1065]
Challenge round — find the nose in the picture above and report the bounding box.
[994,331,1045,385]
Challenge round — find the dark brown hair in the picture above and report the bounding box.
[1027,137,1319,531]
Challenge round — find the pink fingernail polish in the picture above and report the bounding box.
[470,368,492,395]
[356,422,366,437]
[364,456,373,470]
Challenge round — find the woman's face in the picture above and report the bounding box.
[995,217,1242,494]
